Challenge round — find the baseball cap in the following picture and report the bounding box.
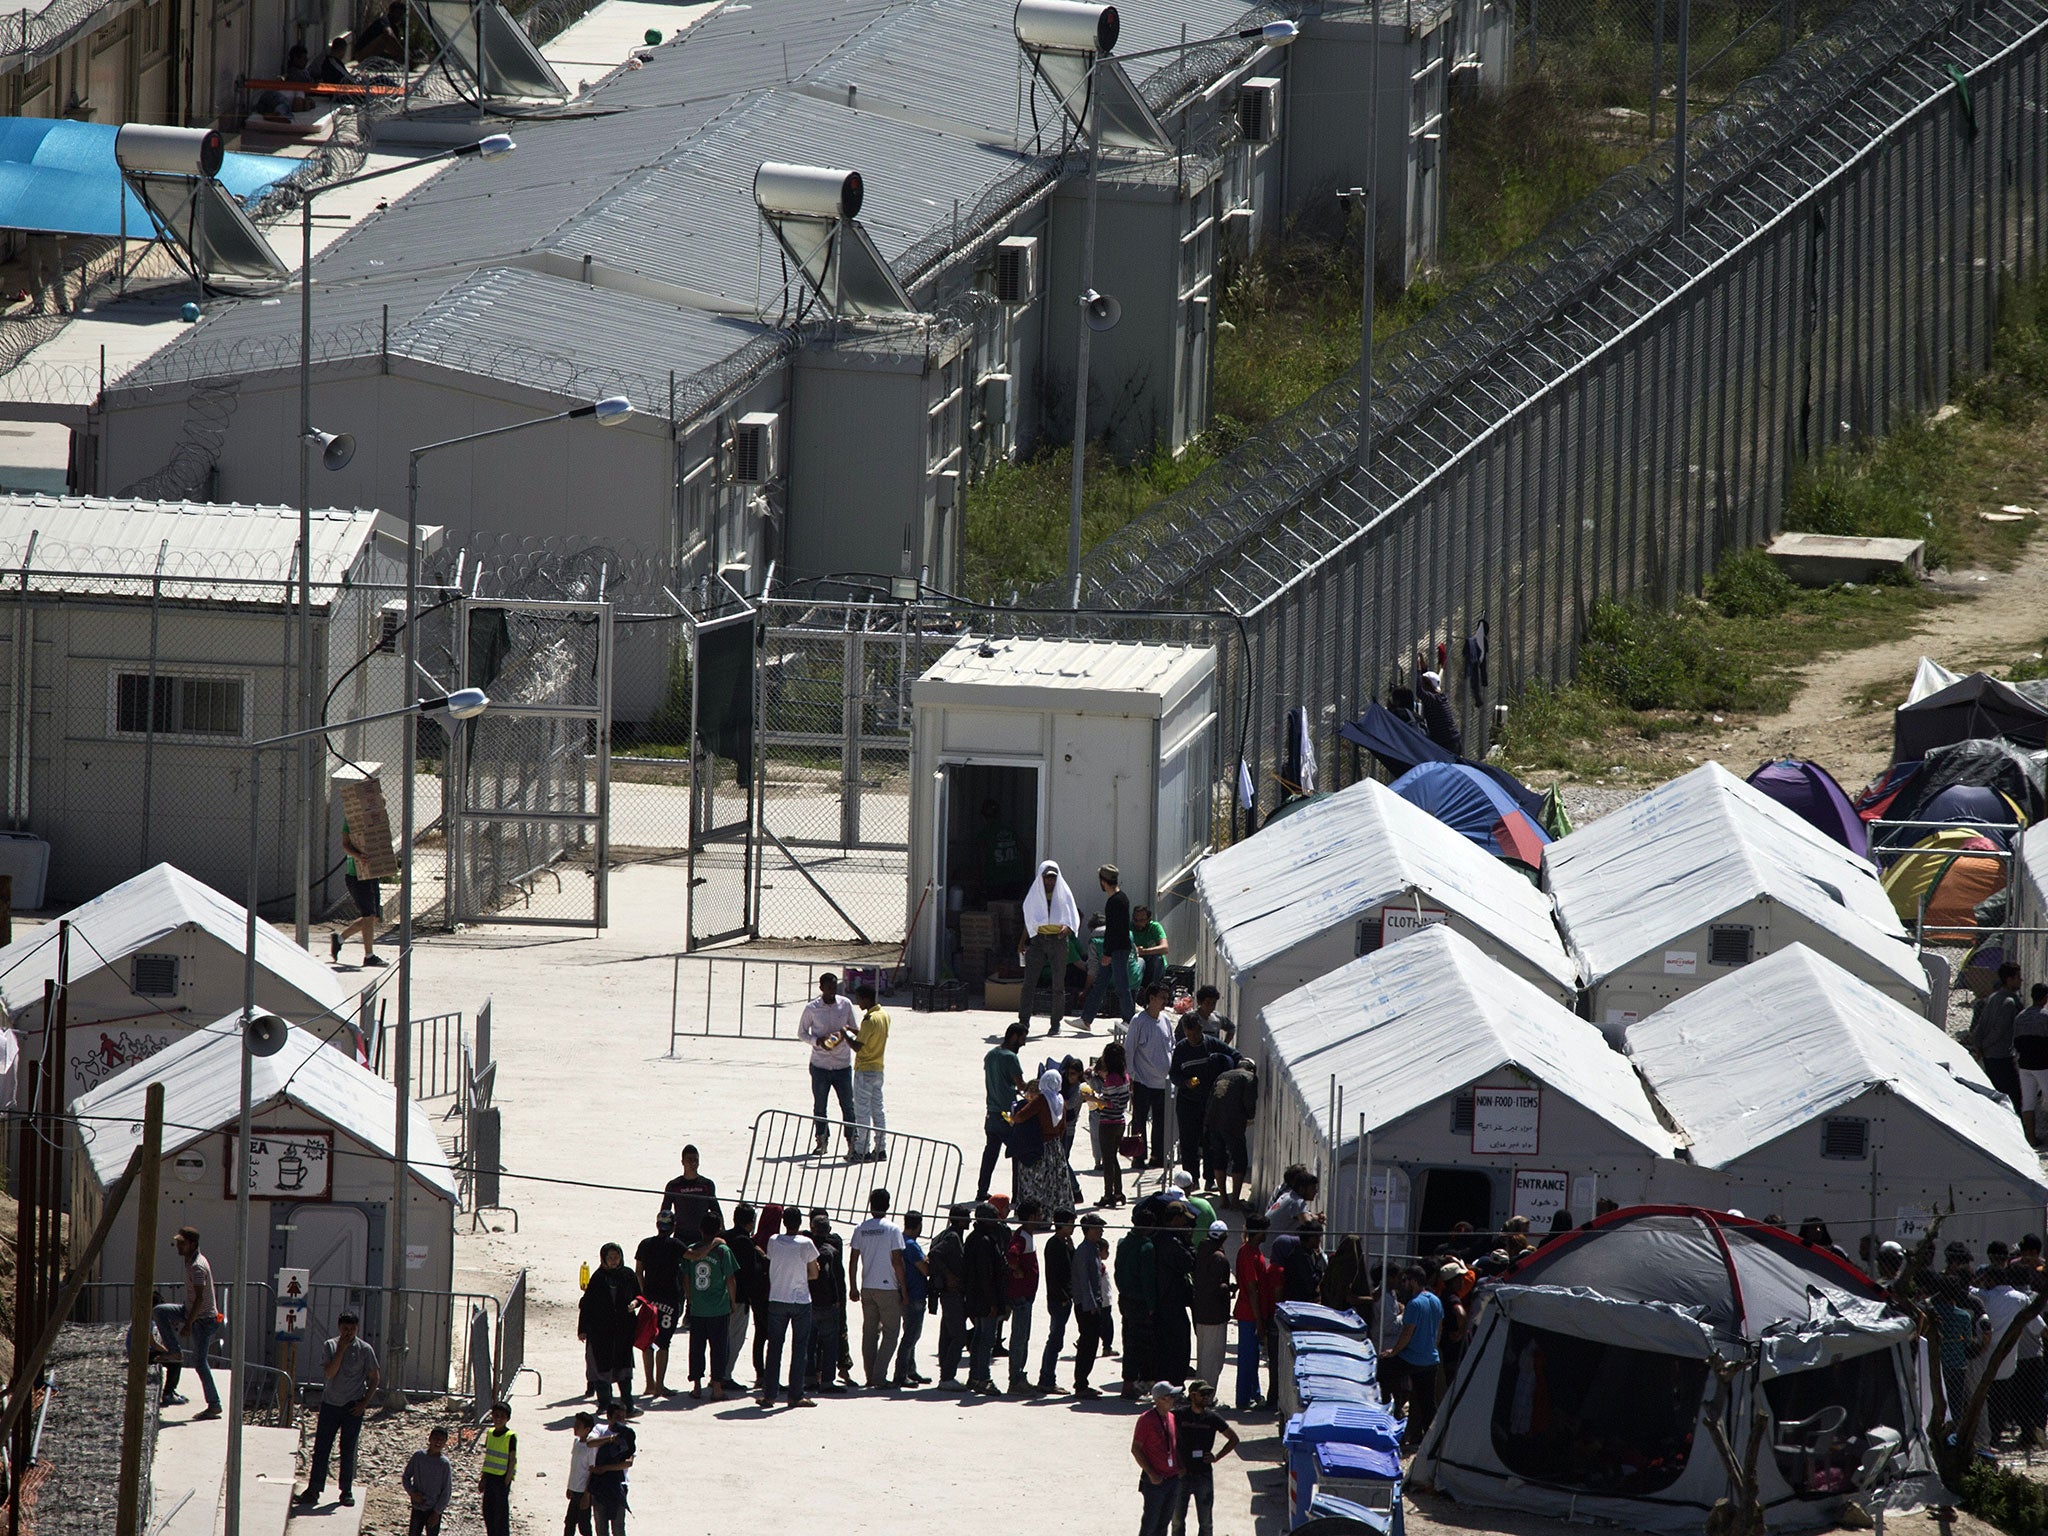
[1208,1221,1227,1240]
[655,1210,674,1226]
[1150,1380,1177,1398]
[1878,1241,1904,1258]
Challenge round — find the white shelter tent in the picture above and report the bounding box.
[1413,1207,1932,1533]
[1544,763,1925,1039]
[1628,944,2047,1252]
[1198,777,1578,1061]
[1256,924,1675,1248]
[70,1018,456,1390]
[0,863,363,1102]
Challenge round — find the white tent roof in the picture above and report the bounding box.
[1196,777,1576,990]
[1261,924,1676,1157]
[72,1016,457,1200]
[1543,763,1918,989]
[0,863,349,1021]
[1625,944,2044,1189]
[912,635,1213,717]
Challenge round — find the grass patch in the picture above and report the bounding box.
[1954,1457,2048,1536]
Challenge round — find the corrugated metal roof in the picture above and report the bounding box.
[71,1015,458,1199]
[1195,776,1578,991]
[913,634,1214,716]
[0,863,349,1019]
[1263,923,1676,1157]
[1544,761,1919,987]
[1626,944,2043,1188]
[0,498,380,605]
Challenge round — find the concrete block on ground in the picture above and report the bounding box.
[1766,531,1925,585]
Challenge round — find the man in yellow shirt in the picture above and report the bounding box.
[852,983,890,1162]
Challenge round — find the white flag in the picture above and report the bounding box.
[1237,757,1254,810]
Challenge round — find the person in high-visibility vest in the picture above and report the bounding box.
[479,1401,517,1536]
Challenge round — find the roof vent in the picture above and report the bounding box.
[1819,1116,1869,1161]
[1707,924,1754,967]
[1450,1090,1474,1134]
[132,952,179,998]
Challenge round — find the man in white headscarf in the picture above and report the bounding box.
[1017,860,1081,1035]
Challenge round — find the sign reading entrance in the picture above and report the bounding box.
[1513,1169,1570,1229]
[225,1128,333,1200]
[1471,1087,1542,1155]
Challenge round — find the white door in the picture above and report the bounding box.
[284,1203,371,1357]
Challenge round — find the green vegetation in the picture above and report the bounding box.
[961,79,1642,599]
[1953,1455,2048,1536]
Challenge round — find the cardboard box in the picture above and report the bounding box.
[331,765,398,879]
[983,978,1024,1012]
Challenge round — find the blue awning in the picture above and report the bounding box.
[0,117,297,238]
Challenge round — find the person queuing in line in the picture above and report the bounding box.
[799,973,862,1159]
[1131,1381,1184,1536]
[1037,1208,1078,1394]
[1073,1212,1115,1398]
[1172,1378,1240,1536]
[1190,986,1235,1046]
[1131,904,1171,991]
[1233,1212,1279,1410]
[849,1187,908,1388]
[659,1145,722,1236]
[578,1244,642,1415]
[1126,984,1177,1172]
[1973,1263,2042,1445]
[1191,1222,1234,1392]
[1204,1057,1257,1210]
[1169,1015,1237,1193]
[978,1022,1029,1201]
[851,982,891,1161]
[1151,1195,1196,1386]
[587,1400,634,1536]
[563,1413,597,1536]
[1264,1165,1318,1255]
[1082,864,1137,1030]
[1974,963,2027,1116]
[1171,1171,1218,1233]
[807,1208,856,1393]
[683,1211,738,1400]
[1118,1205,1160,1399]
[759,1205,820,1409]
[1011,1066,1075,1221]
[632,1211,687,1399]
[1059,1055,1088,1207]
[724,1202,767,1395]
[1273,1212,1328,1304]
[2014,983,2048,1146]
[153,1225,221,1418]
[296,1310,380,1508]
[930,1203,973,1388]
[1384,1266,1446,1450]
[401,1424,453,1536]
[1004,1199,1046,1395]
[964,1200,1010,1395]
[1019,860,1083,1034]
[895,1209,932,1387]
[478,1402,517,1536]
[1084,1041,1133,1207]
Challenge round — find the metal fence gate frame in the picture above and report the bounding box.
[447,594,613,928]
[683,602,757,950]
[738,1108,965,1224]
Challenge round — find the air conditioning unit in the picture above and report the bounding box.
[731,412,778,484]
[993,235,1039,304]
[377,599,406,653]
[980,370,1012,425]
[1221,205,1254,260]
[1238,76,1281,143]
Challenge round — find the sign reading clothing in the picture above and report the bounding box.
[225,1128,333,1200]
[1380,905,1449,947]
[1471,1087,1542,1155]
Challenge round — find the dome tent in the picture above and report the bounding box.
[1412,1207,1932,1534]
[1881,827,2007,939]
[1747,760,1868,857]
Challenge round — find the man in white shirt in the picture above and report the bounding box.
[1125,983,1176,1170]
[799,972,860,1158]
[760,1206,822,1409]
[848,1188,908,1389]
[564,1412,597,1536]
[1975,1266,2045,1445]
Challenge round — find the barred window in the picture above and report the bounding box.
[112,672,248,741]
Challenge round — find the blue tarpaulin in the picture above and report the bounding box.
[1389,760,1554,865]
[0,117,296,238]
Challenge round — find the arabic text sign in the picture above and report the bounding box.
[225,1128,333,1200]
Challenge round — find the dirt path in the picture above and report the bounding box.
[1620,531,2048,789]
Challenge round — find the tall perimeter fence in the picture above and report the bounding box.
[1062,0,2048,806]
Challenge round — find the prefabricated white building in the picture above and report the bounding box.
[1628,944,2048,1255]
[1257,925,1677,1253]
[907,637,1217,979]
[0,863,364,1104]
[1197,777,1578,1062]
[69,1019,457,1392]
[2016,822,2048,983]
[1544,763,1926,1039]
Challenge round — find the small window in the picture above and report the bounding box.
[1820,1117,1869,1161]
[112,672,247,741]
[1708,925,1755,966]
[132,953,179,997]
[1450,1090,1475,1134]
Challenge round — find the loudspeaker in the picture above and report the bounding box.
[245,1013,289,1058]
[1082,288,1121,332]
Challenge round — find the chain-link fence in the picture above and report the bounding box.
[1065,0,2048,826]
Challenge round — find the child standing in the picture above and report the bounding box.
[1083,1042,1131,1207]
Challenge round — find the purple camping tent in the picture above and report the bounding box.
[1746,759,1869,858]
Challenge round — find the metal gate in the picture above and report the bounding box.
[447,594,613,928]
[684,604,757,949]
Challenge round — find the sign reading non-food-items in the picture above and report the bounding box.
[1470,1087,1542,1155]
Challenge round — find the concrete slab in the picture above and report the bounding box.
[1766,531,1925,585]
[218,1426,300,1536]
[542,0,720,92]
[281,1471,367,1536]
[151,1411,226,1536]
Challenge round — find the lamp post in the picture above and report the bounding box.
[227,688,489,1536]
[293,132,515,948]
[385,395,633,1399]
[1041,15,1300,608]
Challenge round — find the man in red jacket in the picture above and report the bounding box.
[1131,1380,1183,1536]
[1233,1212,1280,1409]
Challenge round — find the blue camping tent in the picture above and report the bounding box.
[1388,761,1553,865]
[0,117,294,238]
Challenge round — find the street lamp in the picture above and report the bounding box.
[226,687,488,1536]
[1013,4,1298,607]
[383,395,633,1400]
[292,132,515,949]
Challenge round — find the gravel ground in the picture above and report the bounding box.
[1555,783,1638,826]
[31,1325,153,1536]
[303,1401,498,1536]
